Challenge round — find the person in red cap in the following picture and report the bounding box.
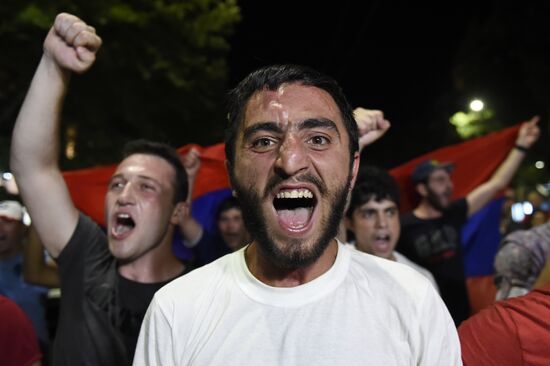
[397,120,540,326]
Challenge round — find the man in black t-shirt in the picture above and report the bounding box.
[11,13,191,365]
[398,121,540,325]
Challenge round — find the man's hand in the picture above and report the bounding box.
[516,115,540,149]
[181,148,201,181]
[43,13,102,74]
[354,107,391,152]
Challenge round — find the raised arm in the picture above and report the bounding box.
[466,116,540,217]
[178,148,204,247]
[10,13,102,257]
[354,107,391,153]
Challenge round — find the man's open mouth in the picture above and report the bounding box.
[372,234,392,250]
[112,213,135,239]
[273,188,317,231]
[374,234,390,243]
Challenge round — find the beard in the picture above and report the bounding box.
[232,171,352,269]
[426,186,450,212]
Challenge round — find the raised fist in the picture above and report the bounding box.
[43,13,102,74]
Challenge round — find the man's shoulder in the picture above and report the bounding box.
[347,247,433,302]
[66,212,106,246]
[400,212,418,227]
[446,198,468,215]
[56,212,109,266]
[155,251,237,306]
[399,211,429,231]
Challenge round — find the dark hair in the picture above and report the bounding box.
[121,139,188,203]
[225,64,358,168]
[216,196,242,221]
[346,165,400,219]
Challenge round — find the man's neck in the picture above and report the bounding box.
[244,239,339,287]
[118,242,184,284]
[414,200,443,219]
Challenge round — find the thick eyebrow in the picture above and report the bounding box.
[242,122,283,142]
[242,118,340,141]
[299,118,339,135]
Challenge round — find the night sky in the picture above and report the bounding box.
[225,1,550,171]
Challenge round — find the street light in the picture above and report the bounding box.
[469,99,484,112]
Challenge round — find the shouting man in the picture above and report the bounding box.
[135,65,460,365]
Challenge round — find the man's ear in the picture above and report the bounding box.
[416,183,428,197]
[344,152,360,214]
[171,202,189,225]
[349,151,360,191]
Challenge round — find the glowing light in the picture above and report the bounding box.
[511,202,525,222]
[469,99,484,112]
[535,161,545,169]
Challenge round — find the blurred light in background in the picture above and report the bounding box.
[469,99,484,112]
[511,201,534,222]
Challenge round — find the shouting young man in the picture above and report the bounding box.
[135,65,460,365]
[11,13,191,365]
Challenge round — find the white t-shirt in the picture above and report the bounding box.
[393,251,439,293]
[346,242,439,293]
[134,242,461,366]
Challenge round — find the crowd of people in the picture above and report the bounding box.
[1,11,549,366]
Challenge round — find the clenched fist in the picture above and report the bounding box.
[43,13,102,74]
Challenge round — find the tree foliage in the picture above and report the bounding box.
[452,3,550,132]
[0,0,241,169]
[452,3,550,184]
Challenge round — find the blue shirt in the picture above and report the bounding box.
[0,253,49,344]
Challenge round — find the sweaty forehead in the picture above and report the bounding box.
[243,83,342,127]
[115,154,174,180]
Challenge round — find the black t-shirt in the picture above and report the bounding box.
[117,274,174,359]
[397,198,471,325]
[54,213,185,365]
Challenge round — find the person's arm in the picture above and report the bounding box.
[466,116,540,217]
[354,107,391,153]
[178,148,204,247]
[23,226,60,288]
[10,13,102,258]
[337,108,391,242]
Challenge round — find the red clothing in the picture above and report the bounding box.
[458,283,550,365]
[0,296,42,366]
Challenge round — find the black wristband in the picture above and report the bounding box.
[514,144,529,153]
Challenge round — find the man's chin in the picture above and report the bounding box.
[254,226,337,269]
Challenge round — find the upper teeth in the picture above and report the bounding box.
[276,189,313,199]
[117,213,130,219]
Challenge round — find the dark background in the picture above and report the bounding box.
[0,1,548,184]
[226,1,550,177]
